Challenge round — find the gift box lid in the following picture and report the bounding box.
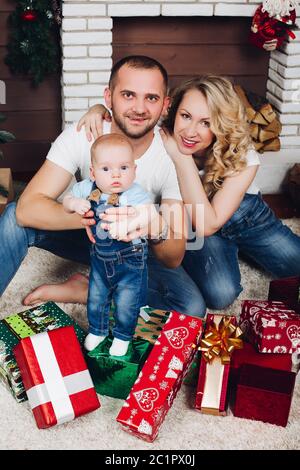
[231,342,292,372]
[238,363,296,395]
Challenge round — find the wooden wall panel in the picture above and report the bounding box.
[0,4,61,179]
[113,17,270,96]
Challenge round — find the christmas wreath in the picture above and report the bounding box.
[5,0,62,85]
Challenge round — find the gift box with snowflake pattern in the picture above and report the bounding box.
[116,311,203,442]
[239,300,300,354]
[0,302,86,402]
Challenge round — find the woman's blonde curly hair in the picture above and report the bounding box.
[162,75,253,198]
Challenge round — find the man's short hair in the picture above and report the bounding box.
[91,133,133,164]
[109,55,168,93]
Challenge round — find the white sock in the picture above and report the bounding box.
[109,338,130,356]
[84,333,106,351]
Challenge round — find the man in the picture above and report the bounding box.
[0,56,204,316]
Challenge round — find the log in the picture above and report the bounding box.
[234,84,281,153]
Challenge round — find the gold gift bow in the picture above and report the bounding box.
[199,317,243,364]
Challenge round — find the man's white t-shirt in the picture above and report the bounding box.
[47,121,260,201]
[46,121,182,203]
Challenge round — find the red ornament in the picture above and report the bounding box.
[249,4,296,51]
[21,9,38,21]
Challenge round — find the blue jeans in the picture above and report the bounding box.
[0,203,204,316]
[87,240,148,340]
[183,193,300,310]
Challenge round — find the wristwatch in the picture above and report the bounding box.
[149,220,169,245]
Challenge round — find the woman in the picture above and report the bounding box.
[79,75,300,311]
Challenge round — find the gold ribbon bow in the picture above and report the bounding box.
[200,316,243,364]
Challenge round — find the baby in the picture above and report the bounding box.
[63,133,151,356]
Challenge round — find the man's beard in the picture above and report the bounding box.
[112,105,158,139]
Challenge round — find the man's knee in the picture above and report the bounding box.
[183,296,206,318]
[1,202,28,241]
[205,280,242,310]
[172,288,206,318]
[1,202,18,231]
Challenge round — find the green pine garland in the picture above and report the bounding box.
[5,0,61,86]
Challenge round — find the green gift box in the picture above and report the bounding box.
[134,307,170,344]
[0,302,86,402]
[86,336,152,399]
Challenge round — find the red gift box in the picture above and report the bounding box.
[240,300,300,354]
[233,363,296,427]
[269,276,300,314]
[228,341,295,410]
[231,341,293,373]
[195,314,242,416]
[116,311,203,442]
[14,326,100,428]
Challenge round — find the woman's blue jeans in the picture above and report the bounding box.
[0,203,205,317]
[183,193,300,310]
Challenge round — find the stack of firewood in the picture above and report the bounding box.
[235,85,282,153]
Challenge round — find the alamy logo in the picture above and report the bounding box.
[0,81,6,104]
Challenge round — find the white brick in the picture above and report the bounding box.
[63,46,87,57]
[64,84,106,97]
[267,80,297,101]
[64,58,112,71]
[89,45,112,57]
[62,4,106,17]
[272,50,300,67]
[214,4,256,16]
[63,73,88,84]
[271,50,289,66]
[65,111,87,123]
[62,32,112,45]
[279,114,300,125]
[281,42,300,55]
[280,136,300,146]
[89,98,106,107]
[270,60,300,79]
[108,4,160,16]
[288,31,300,42]
[62,18,86,31]
[88,18,113,30]
[162,4,213,15]
[280,125,298,135]
[267,92,300,112]
[268,69,298,90]
[89,71,111,83]
[65,98,89,109]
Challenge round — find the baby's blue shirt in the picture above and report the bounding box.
[71,179,151,206]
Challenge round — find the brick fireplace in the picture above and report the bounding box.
[61,1,300,193]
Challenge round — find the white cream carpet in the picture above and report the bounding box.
[0,219,299,450]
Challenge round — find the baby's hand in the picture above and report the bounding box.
[109,220,129,240]
[70,198,91,215]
